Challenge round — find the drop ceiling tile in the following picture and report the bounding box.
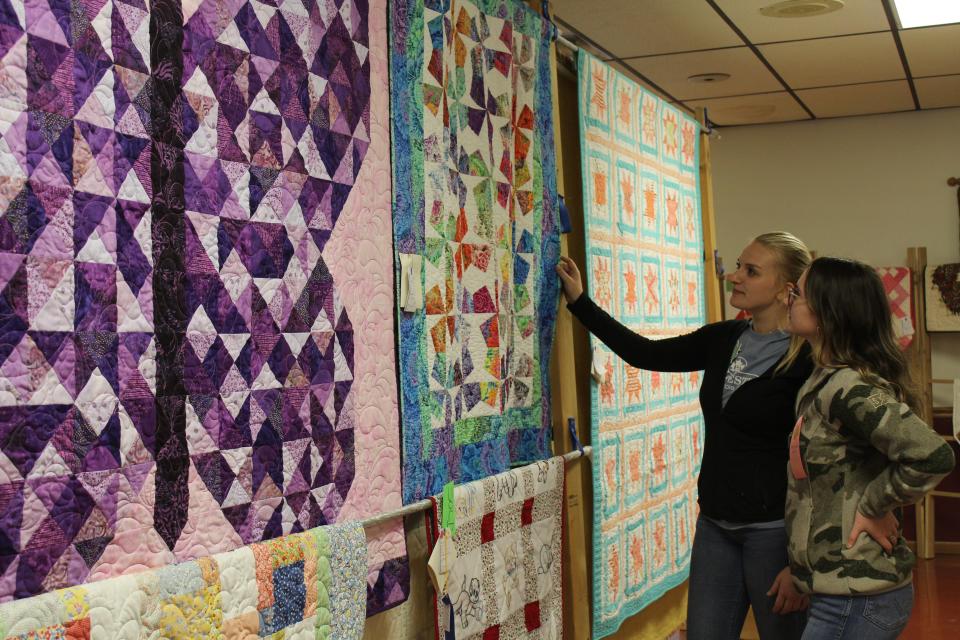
[796,80,914,118]
[915,75,960,109]
[551,0,741,58]
[606,60,681,106]
[759,32,904,89]
[625,47,783,101]
[901,24,960,77]
[713,0,890,42]
[685,92,810,126]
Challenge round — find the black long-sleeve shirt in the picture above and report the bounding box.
[569,294,813,523]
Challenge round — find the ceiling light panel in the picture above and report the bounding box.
[893,0,960,28]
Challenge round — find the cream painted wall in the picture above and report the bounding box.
[710,107,960,407]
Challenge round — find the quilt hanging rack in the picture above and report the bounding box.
[358,446,593,529]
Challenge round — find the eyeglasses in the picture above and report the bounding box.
[787,284,804,309]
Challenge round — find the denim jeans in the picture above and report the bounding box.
[801,583,913,640]
[687,515,806,640]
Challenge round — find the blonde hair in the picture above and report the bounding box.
[751,232,812,374]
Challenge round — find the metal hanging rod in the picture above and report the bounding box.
[557,34,580,53]
[359,445,593,529]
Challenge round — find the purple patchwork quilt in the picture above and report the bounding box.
[0,0,407,613]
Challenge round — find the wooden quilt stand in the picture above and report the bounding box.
[907,246,959,559]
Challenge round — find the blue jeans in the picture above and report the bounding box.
[802,583,913,640]
[687,515,806,640]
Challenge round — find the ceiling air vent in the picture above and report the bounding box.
[759,0,845,18]
[688,73,732,83]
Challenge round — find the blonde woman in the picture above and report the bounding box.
[558,232,813,639]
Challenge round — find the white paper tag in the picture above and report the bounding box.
[398,256,410,308]
[398,254,423,312]
[590,346,604,383]
[897,315,914,339]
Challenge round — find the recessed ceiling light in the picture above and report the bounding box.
[892,0,960,28]
[688,73,732,83]
[759,0,845,18]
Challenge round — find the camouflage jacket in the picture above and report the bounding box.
[786,366,955,595]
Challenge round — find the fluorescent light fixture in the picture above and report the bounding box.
[892,0,960,28]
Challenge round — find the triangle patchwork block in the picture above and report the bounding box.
[75,230,115,264]
[75,71,115,130]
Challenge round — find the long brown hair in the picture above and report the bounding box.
[751,232,812,374]
[804,257,917,408]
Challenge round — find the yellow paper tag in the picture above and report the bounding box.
[427,529,455,594]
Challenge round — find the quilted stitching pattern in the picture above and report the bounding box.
[390,0,561,504]
[0,0,157,601]
[0,522,367,639]
[427,458,564,639]
[0,0,406,613]
[875,267,914,349]
[578,52,704,638]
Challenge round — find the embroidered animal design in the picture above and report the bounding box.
[453,575,485,628]
[538,542,555,575]
[537,461,549,484]
[496,473,519,500]
[457,486,480,520]
[503,542,522,609]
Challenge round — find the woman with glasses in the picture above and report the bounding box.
[557,232,813,639]
[784,257,954,639]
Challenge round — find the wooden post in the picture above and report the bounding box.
[553,44,694,640]
[696,109,723,326]
[548,41,722,639]
[547,36,593,639]
[906,247,936,559]
[948,177,959,252]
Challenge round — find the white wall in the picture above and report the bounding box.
[710,107,960,407]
